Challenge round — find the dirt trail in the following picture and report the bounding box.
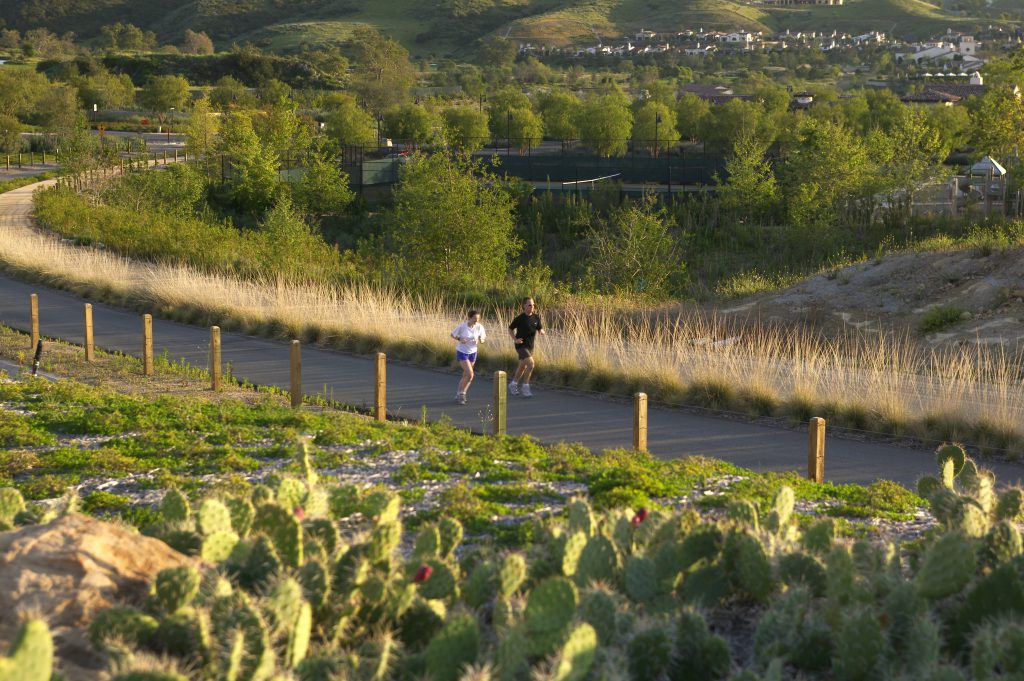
[717,248,1024,352]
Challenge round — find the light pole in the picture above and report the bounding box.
[506,110,513,158]
[376,113,384,150]
[654,112,661,158]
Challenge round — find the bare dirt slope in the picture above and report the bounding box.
[718,247,1024,350]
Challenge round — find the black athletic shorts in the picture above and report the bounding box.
[516,346,533,360]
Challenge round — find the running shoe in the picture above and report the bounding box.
[509,382,520,396]
[456,393,467,405]
[521,384,533,398]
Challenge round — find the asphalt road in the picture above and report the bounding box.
[2,275,1023,489]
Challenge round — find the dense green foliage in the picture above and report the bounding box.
[35,167,344,284]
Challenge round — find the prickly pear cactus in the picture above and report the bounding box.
[679,526,723,568]
[579,588,617,646]
[89,607,160,650]
[201,530,240,562]
[723,531,774,603]
[552,623,598,681]
[726,500,760,532]
[0,619,53,681]
[567,499,594,537]
[624,555,658,603]
[935,444,966,479]
[681,565,730,608]
[669,609,731,681]
[276,477,308,512]
[764,486,795,535]
[996,489,1024,522]
[525,577,578,656]
[627,626,672,681]
[198,498,233,536]
[152,566,201,613]
[0,487,26,530]
[575,534,619,586]
[915,532,977,600]
[253,503,303,568]
[833,606,885,681]
[561,531,587,577]
[225,497,255,537]
[970,619,1024,680]
[463,561,499,609]
[801,519,834,554]
[424,613,480,681]
[438,517,463,558]
[983,520,1024,567]
[413,525,441,561]
[417,559,457,600]
[160,488,190,525]
[499,553,527,598]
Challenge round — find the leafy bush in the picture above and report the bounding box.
[918,305,963,334]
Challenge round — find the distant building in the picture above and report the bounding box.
[679,83,751,104]
[762,0,842,5]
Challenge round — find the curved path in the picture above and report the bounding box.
[1,187,1022,489]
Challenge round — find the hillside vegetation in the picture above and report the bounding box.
[0,0,1009,56]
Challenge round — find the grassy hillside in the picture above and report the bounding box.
[761,0,999,40]
[2,0,1015,57]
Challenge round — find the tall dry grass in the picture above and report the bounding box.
[2,181,1023,453]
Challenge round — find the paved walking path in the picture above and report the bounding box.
[2,275,1023,488]
[1,171,1023,489]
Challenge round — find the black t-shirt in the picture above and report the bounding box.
[509,313,543,350]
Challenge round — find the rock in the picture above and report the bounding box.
[0,514,199,680]
[960,311,972,321]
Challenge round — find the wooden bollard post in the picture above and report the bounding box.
[163,151,167,164]
[210,326,221,391]
[29,294,39,350]
[84,304,94,362]
[375,352,386,421]
[290,340,301,408]
[808,417,826,483]
[634,392,648,452]
[174,149,178,163]
[493,370,506,436]
[142,314,153,376]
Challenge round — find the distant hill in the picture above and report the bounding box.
[0,0,1018,58]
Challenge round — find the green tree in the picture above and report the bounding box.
[588,196,681,298]
[538,90,581,140]
[324,93,377,147]
[700,98,762,152]
[578,93,633,158]
[870,105,946,204]
[675,93,710,142]
[258,196,341,284]
[218,112,279,214]
[631,101,680,156]
[293,141,355,217]
[139,75,191,127]
[506,106,544,152]
[182,29,214,55]
[184,96,221,176]
[258,100,311,164]
[0,114,22,153]
[442,107,489,151]
[210,76,254,111]
[779,117,875,228]
[388,153,521,291]
[486,87,532,141]
[383,103,436,146]
[350,26,416,112]
[71,70,135,111]
[716,129,779,222]
[970,86,1024,158]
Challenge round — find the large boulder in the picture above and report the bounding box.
[0,514,199,680]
